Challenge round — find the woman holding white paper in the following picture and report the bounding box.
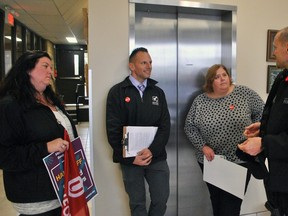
[184,64,264,216]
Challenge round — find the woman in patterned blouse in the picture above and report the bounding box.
[184,64,264,216]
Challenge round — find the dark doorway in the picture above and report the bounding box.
[55,44,88,123]
[55,44,86,104]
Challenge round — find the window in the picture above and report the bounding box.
[4,22,12,74]
[15,23,23,60]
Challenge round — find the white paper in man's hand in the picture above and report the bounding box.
[123,126,158,158]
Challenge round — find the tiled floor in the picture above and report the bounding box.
[0,122,90,216]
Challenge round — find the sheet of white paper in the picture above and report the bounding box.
[203,155,247,199]
[124,126,158,157]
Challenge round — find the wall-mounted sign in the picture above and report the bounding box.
[5,12,14,26]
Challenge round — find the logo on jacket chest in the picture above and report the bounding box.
[124,95,159,105]
[152,96,159,106]
[283,98,288,104]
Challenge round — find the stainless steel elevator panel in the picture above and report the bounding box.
[131,2,236,215]
[177,12,223,216]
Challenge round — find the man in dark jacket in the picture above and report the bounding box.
[106,47,171,216]
[238,27,288,216]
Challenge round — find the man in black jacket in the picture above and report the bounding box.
[238,27,288,216]
[106,47,171,216]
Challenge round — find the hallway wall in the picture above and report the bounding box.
[89,0,288,215]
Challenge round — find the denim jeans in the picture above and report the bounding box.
[120,160,170,216]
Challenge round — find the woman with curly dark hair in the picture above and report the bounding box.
[0,50,77,216]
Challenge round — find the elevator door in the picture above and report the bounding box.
[134,6,227,216]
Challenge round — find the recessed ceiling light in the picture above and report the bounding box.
[66,37,77,43]
[5,36,22,41]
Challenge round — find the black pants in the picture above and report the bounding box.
[268,191,288,216]
[198,162,251,216]
[19,207,61,216]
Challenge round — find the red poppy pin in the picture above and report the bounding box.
[125,97,131,103]
[229,104,235,110]
[285,76,288,82]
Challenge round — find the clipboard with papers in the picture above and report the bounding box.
[122,126,158,158]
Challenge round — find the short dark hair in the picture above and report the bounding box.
[203,64,232,93]
[129,47,148,62]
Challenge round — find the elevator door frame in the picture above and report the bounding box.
[129,0,237,81]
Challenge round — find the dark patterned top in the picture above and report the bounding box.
[184,85,264,163]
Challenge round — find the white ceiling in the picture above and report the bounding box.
[0,0,88,45]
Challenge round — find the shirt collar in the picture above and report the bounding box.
[129,75,147,88]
